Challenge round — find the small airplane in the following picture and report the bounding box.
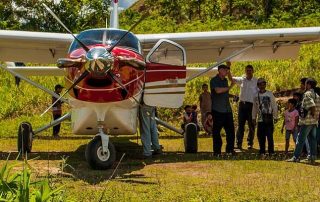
[1,0,320,169]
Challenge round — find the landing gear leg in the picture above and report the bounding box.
[85,125,116,170]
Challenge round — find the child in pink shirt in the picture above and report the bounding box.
[281,99,299,154]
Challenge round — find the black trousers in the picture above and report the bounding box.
[53,114,61,136]
[212,110,235,154]
[236,102,255,147]
[257,122,274,154]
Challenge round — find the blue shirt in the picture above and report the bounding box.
[210,75,232,113]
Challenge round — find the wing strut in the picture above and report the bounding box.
[186,44,254,82]
[0,65,68,103]
[33,112,71,135]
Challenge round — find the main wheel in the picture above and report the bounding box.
[17,122,33,154]
[184,123,198,153]
[85,136,116,170]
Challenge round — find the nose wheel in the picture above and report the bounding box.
[85,136,116,170]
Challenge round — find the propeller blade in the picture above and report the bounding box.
[108,12,149,52]
[42,3,89,52]
[40,70,89,117]
[108,71,141,105]
[57,58,86,69]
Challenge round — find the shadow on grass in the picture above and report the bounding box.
[1,135,320,185]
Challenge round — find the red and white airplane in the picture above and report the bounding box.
[1,0,320,169]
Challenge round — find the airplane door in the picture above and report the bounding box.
[144,39,186,108]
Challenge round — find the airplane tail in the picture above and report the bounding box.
[109,0,139,29]
[109,0,119,28]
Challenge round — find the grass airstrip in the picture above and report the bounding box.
[1,126,320,201]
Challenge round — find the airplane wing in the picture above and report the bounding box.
[138,27,320,63]
[0,30,72,64]
[1,27,320,65]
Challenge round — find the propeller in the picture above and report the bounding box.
[41,3,92,116]
[41,4,148,116]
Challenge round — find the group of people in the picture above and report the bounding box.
[53,63,320,164]
[187,62,320,163]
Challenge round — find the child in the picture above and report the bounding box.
[252,78,278,155]
[204,112,213,136]
[281,99,299,154]
[199,84,211,130]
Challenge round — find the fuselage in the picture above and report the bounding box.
[65,28,145,135]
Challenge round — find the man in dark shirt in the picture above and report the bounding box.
[52,84,64,138]
[210,64,235,155]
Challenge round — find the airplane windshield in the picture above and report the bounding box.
[69,29,142,54]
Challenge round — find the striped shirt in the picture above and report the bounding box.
[299,89,320,126]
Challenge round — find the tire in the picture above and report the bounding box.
[17,122,33,154]
[184,123,198,153]
[85,136,116,170]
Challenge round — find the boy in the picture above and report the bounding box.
[181,105,198,131]
[281,99,299,154]
[52,84,64,138]
[252,78,278,155]
[199,83,211,133]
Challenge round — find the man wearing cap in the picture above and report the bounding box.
[287,78,319,164]
[233,64,258,150]
[210,63,236,155]
[252,78,278,155]
[52,84,64,138]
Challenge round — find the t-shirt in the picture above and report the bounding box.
[210,75,232,113]
[252,90,278,122]
[284,109,299,130]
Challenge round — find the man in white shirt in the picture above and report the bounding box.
[233,65,258,150]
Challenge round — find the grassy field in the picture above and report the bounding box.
[1,129,320,201]
[1,39,320,202]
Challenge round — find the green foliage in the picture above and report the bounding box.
[0,157,67,201]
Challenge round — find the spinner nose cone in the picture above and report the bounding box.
[86,47,114,72]
[86,47,111,60]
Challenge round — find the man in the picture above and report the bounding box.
[199,83,212,134]
[287,78,319,164]
[139,103,162,159]
[252,78,278,155]
[52,84,64,138]
[210,64,235,155]
[297,78,311,156]
[233,65,258,149]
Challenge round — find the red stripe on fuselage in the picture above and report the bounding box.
[145,63,186,83]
